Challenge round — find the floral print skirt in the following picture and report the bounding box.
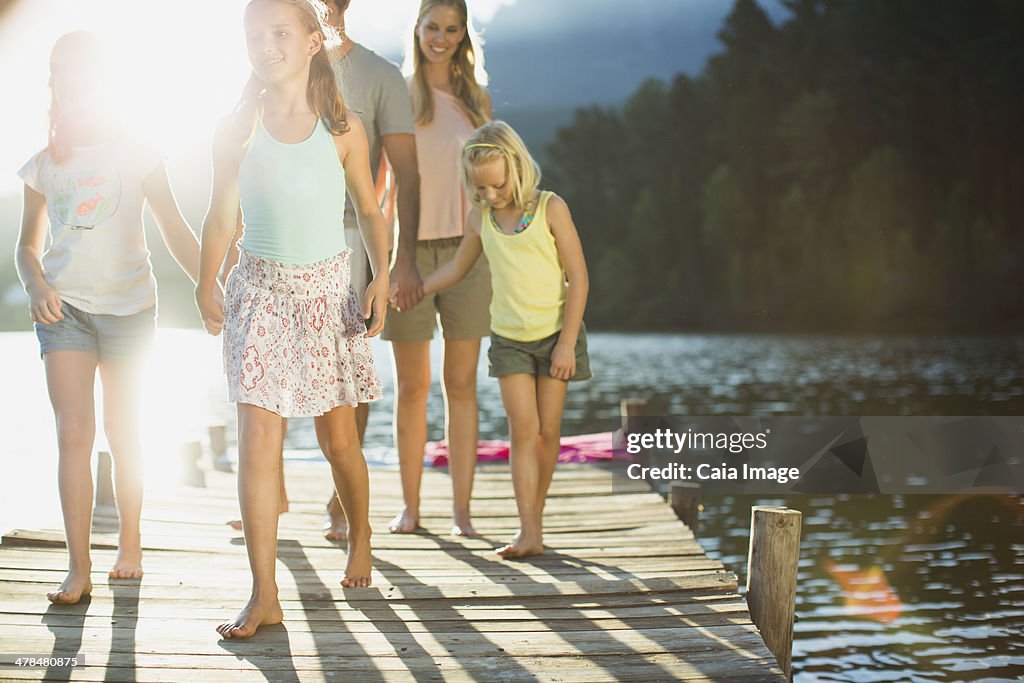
[223,248,382,417]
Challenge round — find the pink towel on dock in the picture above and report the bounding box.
[425,432,622,467]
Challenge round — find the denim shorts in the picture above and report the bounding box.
[488,324,591,381]
[35,302,156,362]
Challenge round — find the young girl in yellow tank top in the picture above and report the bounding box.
[415,120,591,558]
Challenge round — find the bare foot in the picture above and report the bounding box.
[227,499,289,531]
[216,594,284,639]
[496,530,544,559]
[341,526,373,588]
[47,570,93,604]
[323,497,348,542]
[451,512,480,538]
[387,508,420,534]
[109,547,144,580]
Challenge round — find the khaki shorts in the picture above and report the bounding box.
[383,238,491,342]
[488,324,592,381]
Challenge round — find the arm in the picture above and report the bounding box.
[337,115,389,337]
[421,210,483,295]
[15,184,63,324]
[381,132,423,311]
[143,163,201,284]
[546,195,589,381]
[195,117,243,335]
[219,211,244,286]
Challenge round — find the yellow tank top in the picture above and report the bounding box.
[480,191,566,342]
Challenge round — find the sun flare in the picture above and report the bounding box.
[0,0,516,193]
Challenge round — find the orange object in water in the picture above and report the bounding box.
[824,559,903,624]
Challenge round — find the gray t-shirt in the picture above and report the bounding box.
[332,42,415,231]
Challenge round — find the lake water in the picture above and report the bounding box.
[1,329,1021,681]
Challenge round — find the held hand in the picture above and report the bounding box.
[387,281,400,308]
[389,256,424,312]
[196,284,225,336]
[28,282,64,324]
[549,339,577,381]
[363,276,389,337]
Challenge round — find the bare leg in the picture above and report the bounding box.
[441,338,482,537]
[98,359,145,579]
[217,404,285,639]
[322,403,367,541]
[44,351,98,604]
[278,452,289,515]
[388,341,431,533]
[496,374,545,559]
[314,406,372,587]
[535,375,568,518]
[227,424,289,531]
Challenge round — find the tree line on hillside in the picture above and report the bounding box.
[546,0,1023,332]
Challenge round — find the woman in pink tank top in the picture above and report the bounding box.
[381,0,492,537]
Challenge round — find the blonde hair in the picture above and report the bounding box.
[47,32,112,164]
[405,0,489,128]
[462,121,540,211]
[235,0,348,141]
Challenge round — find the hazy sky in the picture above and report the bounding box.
[0,0,517,192]
[0,0,785,194]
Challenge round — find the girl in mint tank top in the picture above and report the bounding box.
[417,120,592,560]
[194,0,390,640]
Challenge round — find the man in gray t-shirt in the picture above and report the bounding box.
[329,4,420,304]
[323,0,422,540]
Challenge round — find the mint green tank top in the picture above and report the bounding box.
[238,117,347,265]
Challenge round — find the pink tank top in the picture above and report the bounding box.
[414,87,475,241]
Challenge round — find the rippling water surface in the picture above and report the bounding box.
[698,493,1024,681]
[286,332,1024,454]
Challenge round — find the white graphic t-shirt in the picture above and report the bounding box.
[18,136,162,315]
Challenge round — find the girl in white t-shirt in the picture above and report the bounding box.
[15,32,202,604]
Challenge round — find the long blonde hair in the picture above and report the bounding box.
[462,121,540,212]
[235,0,348,141]
[405,0,489,128]
[47,32,111,164]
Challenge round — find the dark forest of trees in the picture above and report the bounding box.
[546,0,1023,332]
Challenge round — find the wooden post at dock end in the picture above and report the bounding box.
[746,506,802,681]
[620,398,650,472]
[94,451,116,512]
[670,482,701,529]
[619,398,647,424]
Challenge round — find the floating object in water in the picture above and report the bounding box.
[824,559,903,624]
[425,432,622,467]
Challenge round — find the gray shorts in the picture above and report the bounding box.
[35,302,156,362]
[488,324,591,381]
[382,237,491,342]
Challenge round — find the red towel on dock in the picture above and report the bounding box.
[425,432,623,467]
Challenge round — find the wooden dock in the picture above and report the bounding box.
[0,460,785,681]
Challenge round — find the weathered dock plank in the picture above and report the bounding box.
[0,462,785,681]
